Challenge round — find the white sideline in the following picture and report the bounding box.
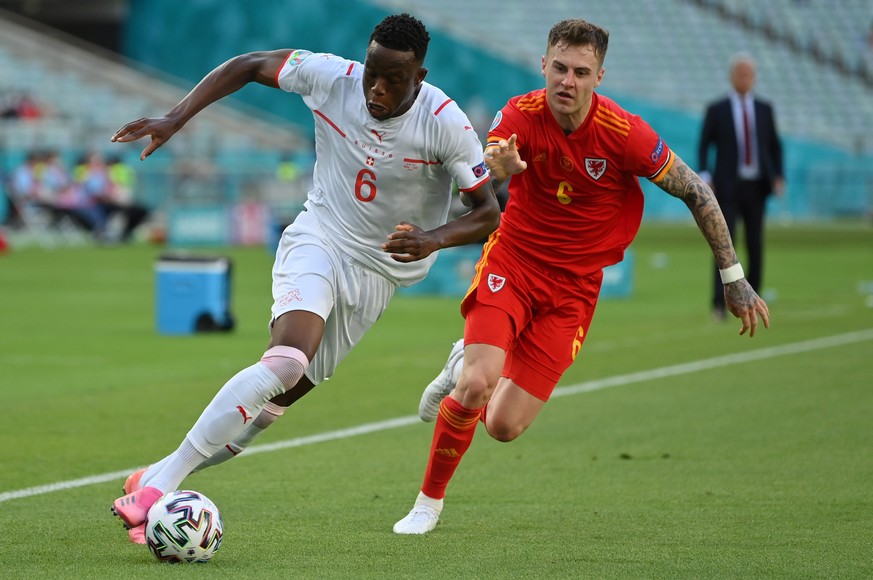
[2,329,872,504]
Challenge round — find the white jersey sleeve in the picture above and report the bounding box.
[276,50,349,110]
[428,100,490,194]
[275,52,490,286]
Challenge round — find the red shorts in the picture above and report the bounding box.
[461,233,603,401]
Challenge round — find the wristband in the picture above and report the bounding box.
[719,263,745,284]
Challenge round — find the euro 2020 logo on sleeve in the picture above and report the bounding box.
[287,49,312,67]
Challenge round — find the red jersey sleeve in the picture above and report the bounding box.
[623,115,674,183]
[485,96,531,158]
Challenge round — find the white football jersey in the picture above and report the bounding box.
[277,49,489,286]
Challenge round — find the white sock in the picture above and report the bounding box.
[145,438,207,493]
[191,442,249,473]
[415,491,444,513]
[140,456,170,488]
[142,348,306,493]
[192,402,287,472]
[184,363,285,457]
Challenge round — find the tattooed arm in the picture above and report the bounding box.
[653,154,770,337]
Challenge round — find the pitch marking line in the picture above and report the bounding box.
[2,329,871,504]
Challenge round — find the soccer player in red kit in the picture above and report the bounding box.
[394,18,771,534]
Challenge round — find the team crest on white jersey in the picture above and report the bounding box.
[487,273,506,292]
[277,289,303,306]
[585,158,607,180]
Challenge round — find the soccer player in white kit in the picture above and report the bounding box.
[110,13,500,543]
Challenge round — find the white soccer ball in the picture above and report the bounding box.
[144,490,224,563]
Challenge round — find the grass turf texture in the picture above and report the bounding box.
[0,222,871,578]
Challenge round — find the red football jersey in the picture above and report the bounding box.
[487,89,674,277]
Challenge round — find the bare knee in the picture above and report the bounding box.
[484,417,528,442]
[454,371,494,409]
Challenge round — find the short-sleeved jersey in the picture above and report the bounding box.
[487,89,674,277]
[276,50,489,286]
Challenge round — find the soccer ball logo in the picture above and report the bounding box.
[144,490,223,563]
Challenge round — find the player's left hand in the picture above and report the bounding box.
[724,279,771,337]
[382,222,437,263]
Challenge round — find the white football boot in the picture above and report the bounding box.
[418,339,464,422]
[393,494,444,535]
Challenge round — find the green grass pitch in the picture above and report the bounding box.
[0,222,871,578]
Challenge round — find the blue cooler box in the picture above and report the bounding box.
[155,254,235,335]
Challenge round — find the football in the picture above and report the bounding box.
[144,490,224,563]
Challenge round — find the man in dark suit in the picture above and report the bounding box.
[698,54,784,320]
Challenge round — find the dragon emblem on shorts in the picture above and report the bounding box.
[487,273,506,292]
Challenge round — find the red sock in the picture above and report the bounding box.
[421,397,482,500]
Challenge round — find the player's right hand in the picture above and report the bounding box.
[382,222,437,263]
[111,116,178,160]
[484,134,527,180]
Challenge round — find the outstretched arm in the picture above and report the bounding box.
[654,154,770,337]
[111,50,293,159]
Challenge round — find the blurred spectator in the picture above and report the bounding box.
[105,155,150,242]
[15,93,42,119]
[5,150,97,234]
[4,151,41,227]
[72,152,112,233]
[72,152,149,242]
[698,54,784,322]
[1,91,44,120]
[47,151,103,234]
[275,154,300,183]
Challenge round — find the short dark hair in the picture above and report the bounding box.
[370,13,430,63]
[547,19,609,65]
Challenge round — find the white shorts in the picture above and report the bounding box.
[271,209,395,384]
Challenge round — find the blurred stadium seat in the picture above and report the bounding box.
[371,0,873,155]
[369,0,873,221]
